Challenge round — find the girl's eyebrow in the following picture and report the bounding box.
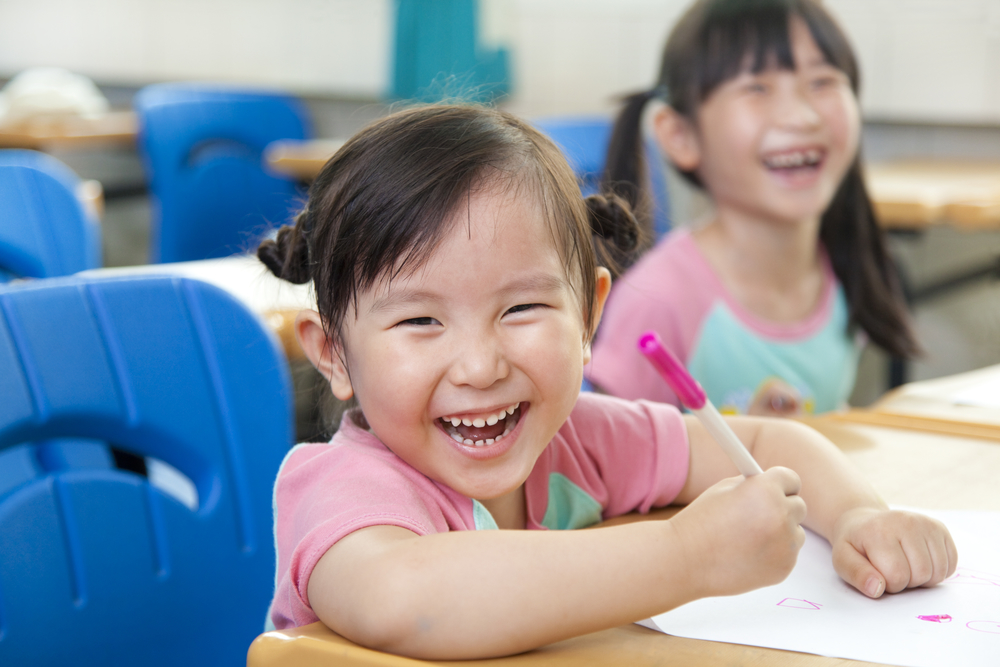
[369,273,567,314]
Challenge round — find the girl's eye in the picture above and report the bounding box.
[810,76,837,90]
[745,82,768,94]
[505,303,540,315]
[398,316,439,326]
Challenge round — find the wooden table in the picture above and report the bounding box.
[264,139,345,181]
[830,364,1000,441]
[866,160,1000,230]
[264,141,1000,232]
[79,255,314,361]
[0,110,137,150]
[246,408,1000,666]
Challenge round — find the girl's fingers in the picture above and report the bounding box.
[833,540,886,598]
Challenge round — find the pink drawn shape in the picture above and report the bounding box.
[967,621,1000,635]
[947,568,1000,586]
[917,615,953,623]
[777,598,822,610]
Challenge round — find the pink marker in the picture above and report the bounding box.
[638,331,762,477]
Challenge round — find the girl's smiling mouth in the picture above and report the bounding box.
[761,147,826,173]
[440,402,522,447]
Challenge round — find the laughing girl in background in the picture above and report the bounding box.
[588,0,918,417]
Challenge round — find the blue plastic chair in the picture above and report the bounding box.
[531,116,672,239]
[134,84,311,263]
[0,149,112,474]
[0,149,101,281]
[0,275,293,666]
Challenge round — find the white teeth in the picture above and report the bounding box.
[462,417,473,427]
[485,438,494,445]
[450,417,461,427]
[486,414,499,426]
[450,433,463,443]
[473,418,485,428]
[463,438,473,445]
[495,433,504,442]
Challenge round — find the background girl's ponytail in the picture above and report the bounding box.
[585,192,643,279]
[821,160,921,359]
[257,209,312,285]
[602,89,658,240]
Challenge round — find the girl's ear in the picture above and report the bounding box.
[583,267,613,365]
[295,309,355,401]
[653,106,701,173]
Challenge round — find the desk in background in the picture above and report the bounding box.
[264,143,1000,232]
[246,400,1000,667]
[0,110,137,151]
[80,255,314,361]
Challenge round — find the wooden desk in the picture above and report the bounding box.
[0,110,137,150]
[264,139,345,181]
[866,160,1000,230]
[246,415,1000,667]
[831,364,1000,441]
[265,146,1000,232]
[79,255,314,361]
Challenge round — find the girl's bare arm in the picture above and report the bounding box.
[308,463,804,659]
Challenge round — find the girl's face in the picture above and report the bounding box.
[316,183,609,503]
[661,16,860,226]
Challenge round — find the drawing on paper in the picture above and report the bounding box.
[917,614,953,623]
[947,568,1000,586]
[966,621,1000,635]
[777,598,822,610]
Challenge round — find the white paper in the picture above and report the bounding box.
[642,510,1000,667]
[951,378,1000,409]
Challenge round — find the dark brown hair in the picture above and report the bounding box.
[602,0,919,359]
[258,104,639,347]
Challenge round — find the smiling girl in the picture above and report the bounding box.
[589,0,917,417]
[257,104,953,660]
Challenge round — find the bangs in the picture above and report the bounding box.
[666,0,859,114]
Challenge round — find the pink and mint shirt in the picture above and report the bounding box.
[588,229,860,414]
[270,391,690,630]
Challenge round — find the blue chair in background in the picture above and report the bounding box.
[531,116,672,239]
[134,84,311,263]
[0,275,293,666]
[0,149,112,474]
[0,149,101,281]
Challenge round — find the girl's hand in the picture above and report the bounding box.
[830,507,958,598]
[670,466,807,598]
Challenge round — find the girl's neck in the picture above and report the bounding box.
[692,206,825,324]
[479,484,527,530]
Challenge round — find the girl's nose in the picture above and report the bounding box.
[449,332,510,389]
[776,86,821,129]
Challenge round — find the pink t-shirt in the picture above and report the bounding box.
[587,229,858,414]
[270,391,689,629]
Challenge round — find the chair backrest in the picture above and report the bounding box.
[0,149,101,281]
[531,116,672,239]
[134,84,311,263]
[0,275,293,667]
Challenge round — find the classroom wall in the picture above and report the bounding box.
[1,0,999,124]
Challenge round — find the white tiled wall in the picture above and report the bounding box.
[1,0,998,123]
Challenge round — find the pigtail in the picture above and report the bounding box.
[257,208,312,285]
[820,159,920,359]
[601,90,658,244]
[586,192,643,279]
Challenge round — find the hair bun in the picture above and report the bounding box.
[586,193,640,253]
[257,213,312,285]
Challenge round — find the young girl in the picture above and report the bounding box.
[257,104,954,660]
[588,0,918,417]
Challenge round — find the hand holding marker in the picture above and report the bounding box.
[638,331,763,477]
